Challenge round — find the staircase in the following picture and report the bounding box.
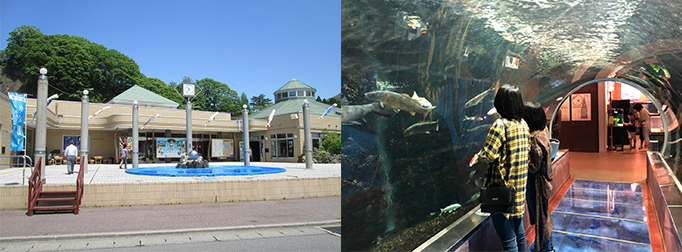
[27,156,85,216]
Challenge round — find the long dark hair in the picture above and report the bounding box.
[494,84,524,120]
[523,102,547,132]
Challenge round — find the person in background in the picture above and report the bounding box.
[624,112,638,149]
[472,84,530,252]
[64,141,78,175]
[523,102,555,252]
[634,103,651,151]
[119,143,129,169]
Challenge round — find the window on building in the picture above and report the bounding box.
[297,91,304,97]
[270,133,295,158]
[289,91,296,97]
[282,92,288,98]
[312,133,321,150]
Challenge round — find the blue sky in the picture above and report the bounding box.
[0,0,340,100]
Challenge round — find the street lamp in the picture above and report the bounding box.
[132,100,139,168]
[80,90,89,174]
[302,99,312,169]
[242,104,250,166]
[35,68,48,176]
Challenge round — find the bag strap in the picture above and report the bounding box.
[538,142,553,182]
[499,120,512,186]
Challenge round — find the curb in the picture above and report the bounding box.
[0,220,341,242]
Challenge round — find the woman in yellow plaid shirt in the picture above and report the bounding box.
[479,84,530,252]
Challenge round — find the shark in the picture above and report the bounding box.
[365,90,436,119]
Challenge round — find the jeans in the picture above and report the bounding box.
[492,213,526,252]
[66,155,76,173]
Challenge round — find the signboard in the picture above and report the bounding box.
[62,135,82,154]
[571,93,591,121]
[211,139,234,158]
[560,101,570,121]
[9,93,26,151]
[119,137,133,152]
[156,138,186,158]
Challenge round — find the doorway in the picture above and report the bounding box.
[549,78,670,154]
[249,141,261,162]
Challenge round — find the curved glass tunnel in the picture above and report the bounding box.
[341,0,682,251]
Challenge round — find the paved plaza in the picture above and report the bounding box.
[0,161,341,250]
[0,161,340,186]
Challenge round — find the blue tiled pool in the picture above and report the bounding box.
[124,166,286,177]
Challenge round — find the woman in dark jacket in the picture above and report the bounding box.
[523,102,554,252]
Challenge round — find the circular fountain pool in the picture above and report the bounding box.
[125,166,286,177]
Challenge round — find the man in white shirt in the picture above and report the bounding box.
[64,141,78,174]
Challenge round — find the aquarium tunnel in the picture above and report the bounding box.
[341,0,682,251]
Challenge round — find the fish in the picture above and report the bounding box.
[319,103,337,119]
[33,94,59,119]
[365,91,436,119]
[463,116,485,122]
[464,123,492,134]
[89,106,111,119]
[433,203,461,216]
[403,120,439,137]
[266,109,276,127]
[141,113,160,129]
[465,88,494,109]
[411,91,432,107]
[204,112,219,126]
[341,102,395,125]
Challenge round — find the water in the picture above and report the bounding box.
[342,0,682,251]
[125,166,286,177]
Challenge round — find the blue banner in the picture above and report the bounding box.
[9,93,26,151]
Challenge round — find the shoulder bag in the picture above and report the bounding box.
[480,120,516,213]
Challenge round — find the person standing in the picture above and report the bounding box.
[634,103,651,151]
[523,102,555,252]
[119,143,129,169]
[473,85,530,252]
[624,112,638,149]
[64,141,78,175]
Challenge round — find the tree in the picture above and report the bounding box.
[321,129,341,155]
[239,92,249,108]
[136,77,183,106]
[191,78,240,113]
[250,94,273,112]
[1,26,143,102]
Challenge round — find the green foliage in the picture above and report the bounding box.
[1,26,143,102]
[136,77,184,105]
[239,92,249,108]
[320,129,341,154]
[250,94,273,112]
[192,78,241,113]
[314,150,330,158]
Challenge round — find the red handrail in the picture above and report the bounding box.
[27,157,43,216]
[75,156,85,214]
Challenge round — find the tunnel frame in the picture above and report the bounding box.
[548,78,670,154]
